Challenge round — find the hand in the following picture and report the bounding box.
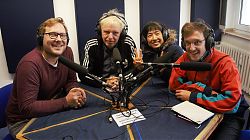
[175,90,191,101]
[105,76,119,92]
[133,48,144,70]
[66,87,86,109]
[133,48,143,64]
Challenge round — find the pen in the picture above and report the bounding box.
[175,113,193,123]
[174,113,201,129]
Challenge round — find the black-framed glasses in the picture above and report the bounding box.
[184,39,205,47]
[44,32,68,40]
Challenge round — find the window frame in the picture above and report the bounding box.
[234,0,250,32]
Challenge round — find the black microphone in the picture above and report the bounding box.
[112,48,122,74]
[179,62,212,71]
[112,48,129,68]
[113,48,122,64]
[143,62,212,71]
[58,56,108,87]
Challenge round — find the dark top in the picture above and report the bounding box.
[142,43,184,85]
[6,47,79,124]
[80,35,136,87]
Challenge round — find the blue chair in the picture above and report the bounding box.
[0,83,13,128]
[0,83,14,140]
[239,130,250,140]
[239,104,250,140]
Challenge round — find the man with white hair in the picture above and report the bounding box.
[80,9,136,90]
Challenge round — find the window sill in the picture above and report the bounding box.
[223,28,250,41]
[222,28,250,41]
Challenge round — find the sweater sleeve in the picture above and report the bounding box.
[193,60,242,113]
[78,39,103,87]
[81,38,99,75]
[169,56,187,90]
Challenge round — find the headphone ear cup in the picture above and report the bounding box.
[119,27,127,39]
[66,33,69,45]
[160,23,169,42]
[205,35,215,50]
[37,35,43,46]
[66,38,69,45]
[205,28,215,50]
[95,23,101,36]
[162,29,169,42]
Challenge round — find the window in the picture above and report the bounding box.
[235,0,250,32]
[239,0,250,25]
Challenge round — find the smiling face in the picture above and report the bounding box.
[42,23,67,58]
[183,31,206,61]
[146,29,164,49]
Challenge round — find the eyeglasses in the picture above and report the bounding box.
[44,32,68,40]
[184,39,205,47]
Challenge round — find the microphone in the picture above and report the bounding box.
[113,48,122,64]
[143,62,212,71]
[179,62,212,71]
[112,48,122,73]
[112,48,129,68]
[58,56,108,87]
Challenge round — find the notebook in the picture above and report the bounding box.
[171,101,214,125]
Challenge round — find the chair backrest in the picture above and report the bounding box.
[239,130,250,140]
[0,83,13,128]
[245,108,250,130]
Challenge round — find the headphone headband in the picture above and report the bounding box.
[96,10,128,38]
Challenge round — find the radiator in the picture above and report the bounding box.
[216,42,250,95]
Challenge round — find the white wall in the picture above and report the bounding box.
[179,0,191,45]
[124,0,140,49]
[0,0,197,87]
[53,0,79,63]
[0,28,14,87]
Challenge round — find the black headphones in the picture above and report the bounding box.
[96,13,128,39]
[181,21,215,51]
[36,30,44,46]
[162,25,169,42]
[141,21,169,46]
[204,27,215,51]
[36,18,69,46]
[36,27,46,46]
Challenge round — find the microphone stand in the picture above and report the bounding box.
[115,61,126,108]
[113,61,133,110]
[116,66,153,110]
[117,72,125,107]
[101,87,115,104]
